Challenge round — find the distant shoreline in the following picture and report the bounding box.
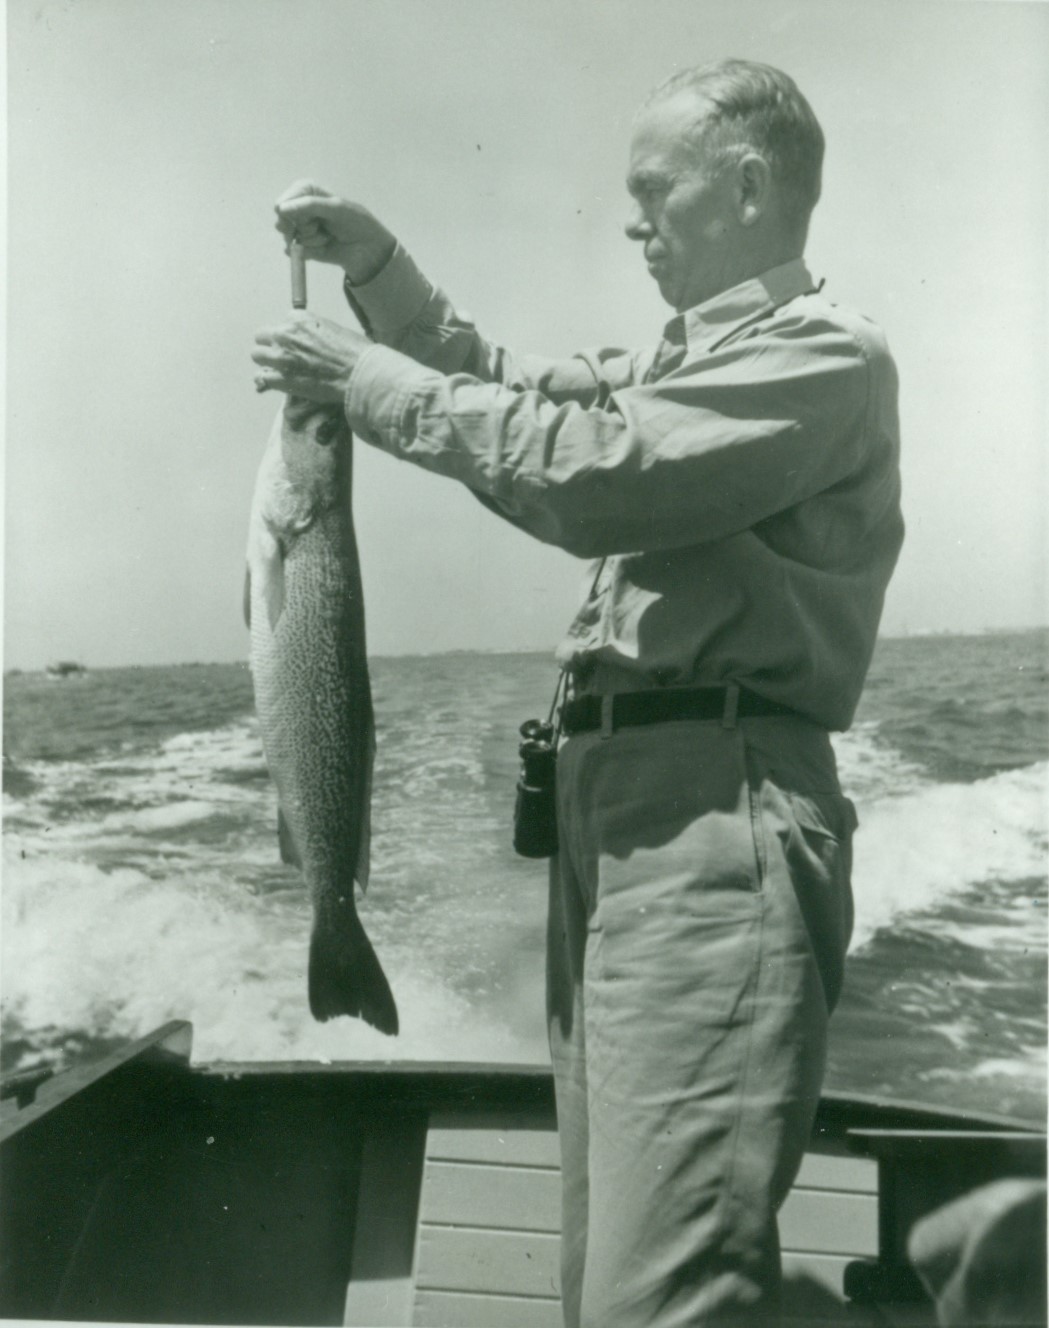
[4,624,1048,679]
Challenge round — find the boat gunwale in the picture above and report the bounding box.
[2,1019,1045,1139]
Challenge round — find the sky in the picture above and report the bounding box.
[3,0,1047,670]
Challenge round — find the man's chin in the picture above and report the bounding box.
[649,268,678,308]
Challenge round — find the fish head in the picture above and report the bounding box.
[280,398,351,502]
[282,396,346,446]
[250,401,351,542]
[278,398,353,488]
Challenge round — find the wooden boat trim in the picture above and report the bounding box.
[3,1016,1041,1146]
[0,1019,192,1142]
[1,1020,1044,1326]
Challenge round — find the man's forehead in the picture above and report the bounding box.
[638,86,716,135]
[628,88,716,172]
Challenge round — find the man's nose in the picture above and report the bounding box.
[624,204,653,242]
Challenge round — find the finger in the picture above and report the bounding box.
[253,369,307,395]
[275,216,329,247]
[251,345,295,372]
[276,194,347,231]
[254,372,332,404]
[279,227,330,253]
[296,228,332,253]
[274,179,330,208]
[266,313,310,347]
[274,183,328,239]
[279,218,325,244]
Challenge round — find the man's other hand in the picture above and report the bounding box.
[252,313,370,403]
[274,181,397,285]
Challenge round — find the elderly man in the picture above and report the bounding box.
[253,59,903,1326]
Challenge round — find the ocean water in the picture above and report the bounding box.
[2,632,1046,1123]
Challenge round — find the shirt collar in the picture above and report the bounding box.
[666,258,817,355]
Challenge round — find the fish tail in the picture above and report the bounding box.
[308,907,399,1035]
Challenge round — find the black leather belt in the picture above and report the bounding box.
[561,686,798,735]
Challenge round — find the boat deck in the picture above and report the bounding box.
[1,1022,1043,1326]
[344,1107,878,1327]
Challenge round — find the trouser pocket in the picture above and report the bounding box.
[762,785,858,1013]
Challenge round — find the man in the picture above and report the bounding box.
[252,59,903,1326]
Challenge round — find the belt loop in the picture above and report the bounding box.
[721,684,740,730]
[600,694,614,740]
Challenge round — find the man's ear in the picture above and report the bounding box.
[738,154,772,227]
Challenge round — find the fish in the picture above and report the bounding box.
[245,397,398,1034]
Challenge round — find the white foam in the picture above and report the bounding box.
[2,718,271,856]
[99,800,221,832]
[833,723,930,803]
[0,834,546,1068]
[924,1045,1047,1083]
[970,1052,1048,1080]
[2,713,1045,1074]
[850,761,1049,948]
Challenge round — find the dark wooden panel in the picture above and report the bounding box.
[199,1061,557,1117]
[52,1138,360,1325]
[0,1022,192,1146]
[848,1127,1047,1263]
[0,1023,195,1319]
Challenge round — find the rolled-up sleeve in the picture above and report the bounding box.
[344,319,873,558]
[344,246,646,408]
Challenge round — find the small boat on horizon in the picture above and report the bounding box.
[44,660,88,679]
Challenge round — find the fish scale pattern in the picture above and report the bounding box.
[255,507,373,904]
[246,405,394,1030]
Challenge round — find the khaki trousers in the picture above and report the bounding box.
[547,714,856,1327]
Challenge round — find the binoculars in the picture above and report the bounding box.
[513,718,558,859]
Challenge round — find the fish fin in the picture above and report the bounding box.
[277,807,301,866]
[247,523,287,633]
[308,906,399,1035]
[265,550,286,632]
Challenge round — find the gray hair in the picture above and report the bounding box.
[644,60,825,233]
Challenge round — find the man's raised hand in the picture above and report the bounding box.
[274,181,397,285]
[252,312,370,403]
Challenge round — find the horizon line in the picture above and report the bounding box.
[4,622,1048,676]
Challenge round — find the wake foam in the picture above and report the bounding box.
[0,835,546,1070]
[846,758,1048,949]
[2,714,1044,1073]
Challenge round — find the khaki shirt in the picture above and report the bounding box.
[343,249,903,730]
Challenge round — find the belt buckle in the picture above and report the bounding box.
[721,684,740,729]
